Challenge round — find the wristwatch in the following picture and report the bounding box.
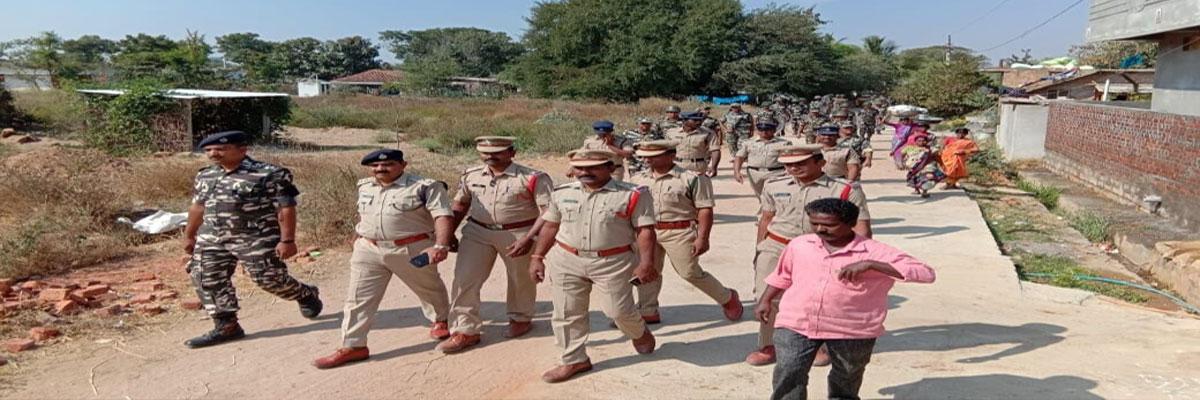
[433,244,451,250]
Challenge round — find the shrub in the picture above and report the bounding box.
[0,86,21,127]
[967,139,1016,186]
[11,90,88,135]
[1016,179,1062,210]
[1015,252,1147,303]
[1065,211,1112,243]
[81,81,175,156]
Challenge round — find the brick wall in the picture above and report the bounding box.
[1044,102,1200,228]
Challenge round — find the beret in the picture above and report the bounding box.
[815,125,841,135]
[198,131,249,148]
[680,111,705,121]
[592,120,615,131]
[361,149,405,165]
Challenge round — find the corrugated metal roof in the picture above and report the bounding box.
[77,88,289,99]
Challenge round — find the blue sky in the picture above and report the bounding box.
[0,0,1090,66]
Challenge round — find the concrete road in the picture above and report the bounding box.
[6,135,1200,399]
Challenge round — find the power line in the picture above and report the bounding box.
[978,0,1086,53]
[951,0,1015,35]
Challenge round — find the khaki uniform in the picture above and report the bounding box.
[344,174,454,348]
[754,175,870,348]
[581,136,634,181]
[449,164,554,335]
[821,147,862,179]
[627,166,730,316]
[665,126,721,174]
[735,136,792,199]
[657,118,682,135]
[542,180,656,365]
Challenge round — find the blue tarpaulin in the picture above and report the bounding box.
[695,95,752,105]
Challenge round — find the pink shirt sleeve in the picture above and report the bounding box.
[764,241,798,289]
[875,244,936,283]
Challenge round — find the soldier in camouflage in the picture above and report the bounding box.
[721,103,753,156]
[182,131,322,349]
[697,106,722,133]
[658,105,683,134]
[622,117,663,175]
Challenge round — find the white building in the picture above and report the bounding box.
[1086,0,1200,116]
[0,65,53,91]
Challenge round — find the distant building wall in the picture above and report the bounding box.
[996,99,1048,160]
[1043,102,1200,228]
[1150,33,1200,116]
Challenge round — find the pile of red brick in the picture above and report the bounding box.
[0,273,204,358]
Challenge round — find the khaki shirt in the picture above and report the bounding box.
[665,126,720,161]
[736,136,792,169]
[627,166,714,222]
[542,180,656,251]
[821,147,862,178]
[355,174,453,240]
[759,175,870,238]
[581,135,634,166]
[453,163,553,225]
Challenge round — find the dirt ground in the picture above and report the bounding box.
[4,132,1200,399]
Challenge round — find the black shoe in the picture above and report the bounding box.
[299,287,322,319]
[184,324,245,349]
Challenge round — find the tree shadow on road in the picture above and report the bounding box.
[877,374,1102,400]
[875,322,1067,364]
[872,217,905,226]
[872,190,969,204]
[714,213,759,225]
[873,225,969,239]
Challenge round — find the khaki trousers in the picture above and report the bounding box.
[676,159,709,175]
[341,237,450,348]
[448,222,537,335]
[635,227,730,316]
[747,168,785,201]
[753,238,787,349]
[546,246,646,365]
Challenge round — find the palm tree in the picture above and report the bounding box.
[863,35,898,58]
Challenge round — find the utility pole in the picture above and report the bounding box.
[945,35,952,65]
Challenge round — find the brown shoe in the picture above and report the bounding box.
[745,345,776,366]
[813,344,831,367]
[429,321,450,340]
[541,361,594,383]
[642,313,662,324]
[313,347,369,369]
[436,333,481,353]
[632,328,656,354]
[722,289,744,321]
[505,320,533,338]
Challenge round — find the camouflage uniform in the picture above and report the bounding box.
[621,128,662,175]
[854,106,879,139]
[188,157,317,316]
[657,118,682,135]
[721,109,753,155]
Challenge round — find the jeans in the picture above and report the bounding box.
[771,329,877,400]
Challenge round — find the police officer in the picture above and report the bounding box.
[627,140,743,324]
[817,125,863,181]
[623,117,663,175]
[747,145,872,367]
[183,130,321,349]
[837,121,874,170]
[437,137,554,353]
[722,103,753,156]
[665,111,721,177]
[733,117,793,201]
[578,120,635,181]
[313,149,455,369]
[658,105,683,133]
[528,149,659,383]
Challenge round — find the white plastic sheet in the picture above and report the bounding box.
[119,210,188,234]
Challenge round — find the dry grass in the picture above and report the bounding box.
[10,90,89,136]
[291,95,706,155]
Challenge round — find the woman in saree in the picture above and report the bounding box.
[939,127,979,189]
[902,134,945,198]
[888,117,918,170]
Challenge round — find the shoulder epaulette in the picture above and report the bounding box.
[553,182,579,191]
[356,177,374,187]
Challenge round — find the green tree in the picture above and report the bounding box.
[1,32,77,86]
[708,5,841,96]
[896,45,987,74]
[380,28,523,77]
[862,35,898,58]
[271,37,326,79]
[63,35,118,66]
[1070,41,1157,68]
[507,0,741,101]
[321,36,381,79]
[112,33,181,81]
[892,53,993,117]
[216,32,283,84]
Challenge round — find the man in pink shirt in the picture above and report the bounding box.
[754,198,935,400]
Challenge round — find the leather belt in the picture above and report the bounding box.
[747,166,784,172]
[677,157,710,163]
[765,231,792,245]
[556,241,633,258]
[366,233,431,247]
[469,217,537,231]
[655,220,693,230]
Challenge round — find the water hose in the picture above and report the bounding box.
[1023,272,1200,315]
